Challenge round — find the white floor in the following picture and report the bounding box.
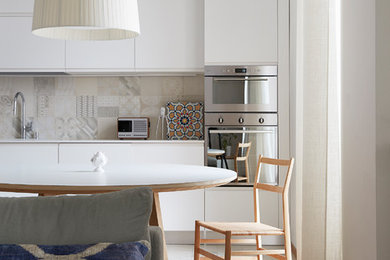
[167,244,278,259]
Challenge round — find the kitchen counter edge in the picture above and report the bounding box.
[0,140,204,144]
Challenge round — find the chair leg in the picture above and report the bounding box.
[224,231,232,260]
[234,160,238,182]
[194,221,200,260]
[245,159,250,183]
[284,232,292,260]
[222,155,229,169]
[256,235,263,260]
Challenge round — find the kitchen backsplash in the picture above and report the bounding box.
[0,76,204,140]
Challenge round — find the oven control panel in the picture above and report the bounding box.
[205,113,277,126]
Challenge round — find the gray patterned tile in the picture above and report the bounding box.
[34,78,55,95]
[97,96,120,107]
[119,96,140,116]
[0,78,11,95]
[0,116,16,139]
[97,118,117,139]
[177,95,204,103]
[76,96,97,117]
[97,107,119,118]
[140,96,161,117]
[0,95,12,116]
[35,117,56,139]
[56,117,97,140]
[55,77,75,96]
[8,78,35,96]
[74,78,98,96]
[139,77,163,96]
[97,77,120,95]
[118,77,141,96]
[55,96,76,117]
[183,75,204,96]
[162,77,184,96]
[37,95,54,117]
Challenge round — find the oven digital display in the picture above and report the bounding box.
[118,120,132,132]
[235,68,247,73]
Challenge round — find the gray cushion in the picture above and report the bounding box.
[0,187,152,245]
[148,226,164,260]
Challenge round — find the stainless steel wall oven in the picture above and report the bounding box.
[204,65,277,113]
[204,65,278,187]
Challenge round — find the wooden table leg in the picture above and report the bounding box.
[150,192,168,260]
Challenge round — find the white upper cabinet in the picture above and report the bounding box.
[65,40,135,73]
[0,16,66,72]
[0,0,34,13]
[135,0,204,72]
[205,0,278,65]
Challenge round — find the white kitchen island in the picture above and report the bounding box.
[0,140,205,239]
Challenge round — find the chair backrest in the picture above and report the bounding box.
[235,142,252,159]
[253,155,294,230]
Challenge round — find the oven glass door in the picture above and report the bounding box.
[206,126,278,186]
[205,77,277,112]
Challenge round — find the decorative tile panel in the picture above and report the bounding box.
[0,76,204,140]
[166,101,204,140]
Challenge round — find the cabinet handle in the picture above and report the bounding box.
[213,77,269,82]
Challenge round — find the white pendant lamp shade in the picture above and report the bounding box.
[32,0,140,41]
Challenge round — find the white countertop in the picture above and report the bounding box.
[0,163,236,193]
[0,140,204,144]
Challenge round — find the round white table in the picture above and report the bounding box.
[0,163,236,260]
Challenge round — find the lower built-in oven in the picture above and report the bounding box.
[204,65,277,113]
[205,113,278,186]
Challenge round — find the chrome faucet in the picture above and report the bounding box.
[13,92,26,139]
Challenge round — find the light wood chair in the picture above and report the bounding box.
[194,155,295,260]
[233,142,252,183]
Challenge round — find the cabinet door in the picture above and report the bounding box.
[160,190,204,231]
[0,144,58,164]
[59,144,133,164]
[0,17,65,71]
[0,143,58,197]
[135,0,203,72]
[59,143,204,165]
[0,0,34,13]
[65,40,135,72]
[205,0,277,64]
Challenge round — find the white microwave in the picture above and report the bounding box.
[117,117,150,139]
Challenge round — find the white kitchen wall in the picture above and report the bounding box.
[0,76,204,140]
[342,0,377,259]
[376,0,390,259]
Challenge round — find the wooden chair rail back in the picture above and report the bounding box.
[253,155,295,195]
[235,142,252,158]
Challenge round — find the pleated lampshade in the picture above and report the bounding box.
[32,0,140,41]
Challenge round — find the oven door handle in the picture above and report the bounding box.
[213,77,269,82]
[209,130,274,134]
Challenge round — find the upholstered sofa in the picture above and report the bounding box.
[0,187,164,260]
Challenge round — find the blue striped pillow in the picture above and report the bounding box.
[0,240,149,260]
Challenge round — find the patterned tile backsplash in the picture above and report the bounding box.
[0,76,204,140]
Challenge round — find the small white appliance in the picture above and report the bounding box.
[117,117,150,139]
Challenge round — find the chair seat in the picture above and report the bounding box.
[198,221,284,236]
[207,149,226,157]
